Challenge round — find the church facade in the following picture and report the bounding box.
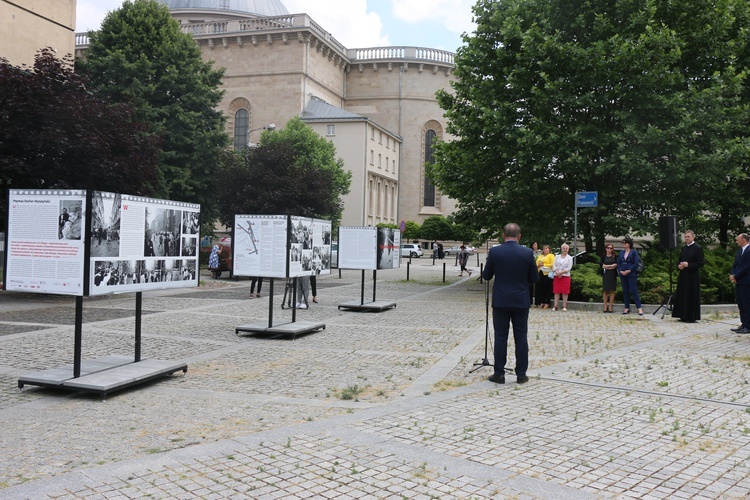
[76,0,458,227]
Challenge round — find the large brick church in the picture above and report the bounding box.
[76,0,458,228]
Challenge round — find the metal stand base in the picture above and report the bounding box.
[337,300,396,312]
[18,355,187,400]
[236,321,325,340]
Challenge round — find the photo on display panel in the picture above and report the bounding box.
[290,243,302,262]
[144,207,182,257]
[89,191,122,258]
[181,236,197,256]
[59,200,83,241]
[182,211,199,235]
[320,245,331,271]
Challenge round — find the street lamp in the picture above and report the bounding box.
[247,123,276,148]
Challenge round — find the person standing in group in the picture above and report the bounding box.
[481,223,539,385]
[530,242,542,305]
[601,244,618,313]
[617,237,644,316]
[671,230,704,323]
[535,244,554,309]
[458,245,473,277]
[552,243,573,311]
[437,242,445,259]
[730,233,750,333]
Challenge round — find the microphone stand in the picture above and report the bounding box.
[470,277,494,373]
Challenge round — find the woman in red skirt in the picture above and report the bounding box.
[552,243,573,311]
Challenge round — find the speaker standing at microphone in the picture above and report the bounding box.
[671,230,704,323]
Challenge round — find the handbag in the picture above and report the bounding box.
[548,270,555,279]
[635,259,645,274]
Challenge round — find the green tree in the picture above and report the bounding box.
[213,131,348,227]
[0,49,162,229]
[420,216,454,242]
[77,0,229,211]
[432,0,750,251]
[403,220,422,242]
[261,117,351,225]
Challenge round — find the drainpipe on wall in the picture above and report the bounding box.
[397,65,404,225]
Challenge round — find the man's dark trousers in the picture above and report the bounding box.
[738,284,750,329]
[492,307,529,376]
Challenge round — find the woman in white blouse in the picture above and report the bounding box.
[552,243,573,311]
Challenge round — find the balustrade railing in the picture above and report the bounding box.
[349,46,454,65]
[74,12,454,66]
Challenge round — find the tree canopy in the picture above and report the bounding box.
[0,49,162,229]
[432,0,750,250]
[213,119,351,227]
[77,0,229,211]
[261,117,352,223]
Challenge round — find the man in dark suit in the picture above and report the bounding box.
[481,223,539,384]
[730,233,750,333]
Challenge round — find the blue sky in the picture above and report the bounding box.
[76,0,476,53]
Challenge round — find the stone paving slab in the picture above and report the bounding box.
[1,264,749,498]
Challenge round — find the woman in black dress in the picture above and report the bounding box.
[601,244,618,312]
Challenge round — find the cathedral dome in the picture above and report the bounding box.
[158,0,289,17]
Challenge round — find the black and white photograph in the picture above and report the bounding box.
[311,246,324,273]
[320,245,331,271]
[377,227,399,270]
[144,207,182,257]
[90,191,121,257]
[290,243,302,262]
[59,200,83,240]
[182,211,199,235]
[181,236,197,257]
[301,249,313,271]
[291,219,313,249]
[93,260,138,287]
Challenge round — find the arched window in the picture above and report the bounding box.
[423,129,437,207]
[233,109,249,150]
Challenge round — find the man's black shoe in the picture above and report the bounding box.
[517,375,529,384]
[737,328,750,334]
[488,373,505,384]
[731,326,745,332]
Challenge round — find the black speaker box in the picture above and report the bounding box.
[658,216,679,249]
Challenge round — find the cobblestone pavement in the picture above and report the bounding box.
[0,257,749,498]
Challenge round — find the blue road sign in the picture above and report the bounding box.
[576,191,598,207]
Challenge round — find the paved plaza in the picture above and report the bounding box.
[0,256,749,499]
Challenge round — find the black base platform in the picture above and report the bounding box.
[235,321,326,339]
[17,355,187,399]
[337,300,397,312]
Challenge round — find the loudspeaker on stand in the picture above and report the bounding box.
[658,216,679,250]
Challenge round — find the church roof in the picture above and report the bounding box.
[157,0,289,17]
[301,97,403,140]
[301,97,365,121]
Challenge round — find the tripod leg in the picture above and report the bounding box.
[660,294,673,320]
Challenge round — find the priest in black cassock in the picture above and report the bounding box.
[671,230,704,322]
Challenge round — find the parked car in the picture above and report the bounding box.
[443,245,476,257]
[401,244,423,258]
